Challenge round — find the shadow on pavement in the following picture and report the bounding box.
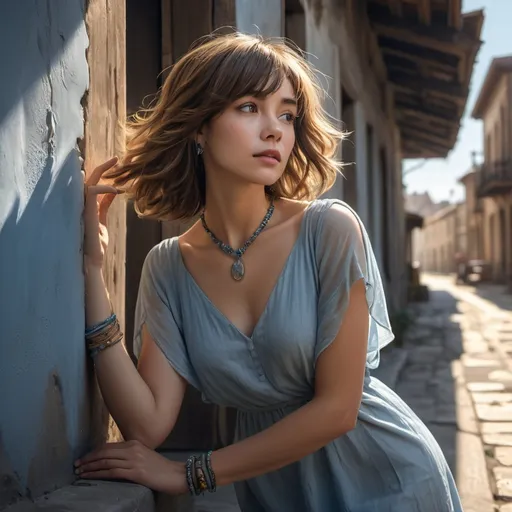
[395,288,463,477]
[472,282,512,312]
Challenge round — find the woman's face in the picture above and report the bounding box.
[200,78,297,189]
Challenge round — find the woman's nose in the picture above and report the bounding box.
[261,120,283,141]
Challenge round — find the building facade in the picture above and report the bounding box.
[407,191,451,268]
[419,204,466,273]
[0,1,482,510]
[470,57,512,284]
[459,168,485,262]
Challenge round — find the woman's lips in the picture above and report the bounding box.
[255,155,280,165]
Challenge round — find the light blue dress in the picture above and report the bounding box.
[134,199,462,512]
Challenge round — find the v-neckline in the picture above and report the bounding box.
[176,201,316,340]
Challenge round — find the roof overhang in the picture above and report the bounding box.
[367,1,484,159]
[406,212,424,231]
[472,57,512,119]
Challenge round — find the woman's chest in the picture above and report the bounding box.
[179,253,320,384]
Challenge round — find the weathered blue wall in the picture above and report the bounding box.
[0,0,90,506]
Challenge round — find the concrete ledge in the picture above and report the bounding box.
[3,480,154,512]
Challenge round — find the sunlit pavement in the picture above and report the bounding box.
[401,273,512,512]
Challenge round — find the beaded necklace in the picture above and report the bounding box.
[200,197,275,281]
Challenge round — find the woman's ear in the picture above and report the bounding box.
[196,124,207,147]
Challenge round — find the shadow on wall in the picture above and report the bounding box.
[0,149,108,506]
[0,0,109,507]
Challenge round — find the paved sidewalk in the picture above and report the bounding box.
[417,274,512,512]
[394,283,462,475]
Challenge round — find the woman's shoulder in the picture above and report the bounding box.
[143,236,181,277]
[308,198,364,241]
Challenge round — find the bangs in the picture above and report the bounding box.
[206,41,305,113]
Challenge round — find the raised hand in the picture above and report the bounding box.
[83,157,120,267]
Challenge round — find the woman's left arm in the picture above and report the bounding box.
[211,277,369,486]
[74,278,369,492]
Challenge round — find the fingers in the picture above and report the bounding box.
[86,156,119,187]
[75,443,130,467]
[98,193,118,225]
[76,457,132,476]
[78,468,133,481]
[86,185,119,197]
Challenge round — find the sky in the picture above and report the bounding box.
[403,0,512,203]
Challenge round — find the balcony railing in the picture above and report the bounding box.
[476,160,512,198]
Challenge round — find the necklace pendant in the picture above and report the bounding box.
[231,258,245,281]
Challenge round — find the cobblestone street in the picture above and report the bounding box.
[399,274,512,512]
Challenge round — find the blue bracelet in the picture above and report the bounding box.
[85,313,116,336]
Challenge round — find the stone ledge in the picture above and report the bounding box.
[3,480,154,512]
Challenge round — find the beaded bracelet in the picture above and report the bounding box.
[85,312,116,336]
[85,314,123,358]
[89,332,123,358]
[185,452,217,495]
[205,450,216,491]
[185,455,196,496]
[86,319,120,347]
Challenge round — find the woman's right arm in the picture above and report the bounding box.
[83,158,186,449]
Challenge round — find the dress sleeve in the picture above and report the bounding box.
[314,201,394,369]
[133,241,200,389]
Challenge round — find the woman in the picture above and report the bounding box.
[76,33,461,511]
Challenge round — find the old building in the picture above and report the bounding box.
[470,56,512,285]
[407,191,452,267]
[459,166,485,262]
[419,203,466,273]
[0,1,482,510]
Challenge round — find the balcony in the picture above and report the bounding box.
[476,160,512,198]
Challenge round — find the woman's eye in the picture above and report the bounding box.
[239,104,257,113]
[281,113,296,123]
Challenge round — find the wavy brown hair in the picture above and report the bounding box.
[106,32,344,220]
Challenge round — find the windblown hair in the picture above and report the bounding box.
[106,32,344,220]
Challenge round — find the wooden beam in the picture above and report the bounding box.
[382,49,455,80]
[213,0,236,31]
[399,121,453,143]
[402,143,442,158]
[402,135,452,155]
[393,84,465,106]
[161,0,173,80]
[449,0,462,30]
[395,98,459,121]
[418,0,431,25]
[171,0,213,61]
[379,36,460,67]
[369,12,475,52]
[398,106,456,126]
[401,125,454,151]
[388,69,468,99]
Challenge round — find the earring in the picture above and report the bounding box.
[196,142,204,156]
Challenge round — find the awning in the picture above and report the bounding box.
[367,1,484,158]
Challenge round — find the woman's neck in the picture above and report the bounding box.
[202,185,274,249]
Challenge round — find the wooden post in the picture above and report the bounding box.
[83,0,126,444]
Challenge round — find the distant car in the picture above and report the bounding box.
[458,259,492,284]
